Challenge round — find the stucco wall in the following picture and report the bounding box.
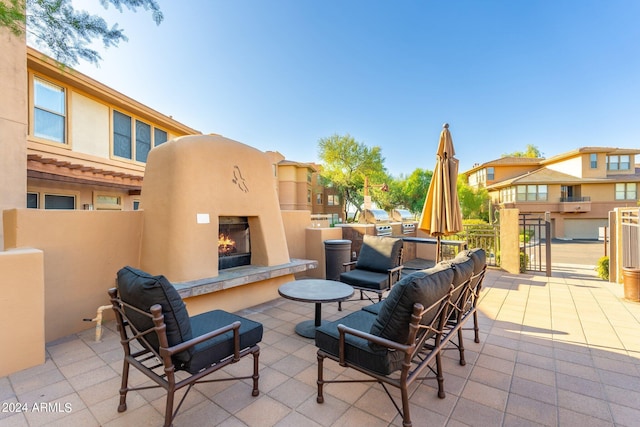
[3,209,143,341]
[0,28,27,250]
[71,91,110,158]
[0,248,45,377]
[281,210,311,259]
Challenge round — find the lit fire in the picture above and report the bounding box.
[218,233,236,256]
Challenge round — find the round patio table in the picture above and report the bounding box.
[278,279,354,338]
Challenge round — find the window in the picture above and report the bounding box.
[27,192,39,209]
[500,187,515,203]
[607,155,631,171]
[307,189,311,203]
[316,193,323,205]
[113,110,166,162]
[34,77,66,143]
[615,183,637,200]
[135,120,151,162]
[307,171,312,182]
[327,195,339,206]
[133,200,140,210]
[516,185,547,201]
[590,153,598,168]
[154,128,168,146]
[95,194,122,210]
[113,110,132,159]
[44,194,75,209]
[487,167,494,180]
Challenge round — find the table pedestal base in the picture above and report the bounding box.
[294,319,327,339]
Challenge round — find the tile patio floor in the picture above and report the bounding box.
[1,263,640,426]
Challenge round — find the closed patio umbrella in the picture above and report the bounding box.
[418,123,463,262]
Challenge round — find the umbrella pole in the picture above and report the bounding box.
[436,236,441,263]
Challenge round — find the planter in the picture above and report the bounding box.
[622,267,640,302]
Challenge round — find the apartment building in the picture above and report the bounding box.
[464,147,640,239]
[5,46,342,219]
[24,47,202,212]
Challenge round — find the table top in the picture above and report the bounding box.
[278,279,354,303]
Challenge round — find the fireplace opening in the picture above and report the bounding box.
[218,216,251,270]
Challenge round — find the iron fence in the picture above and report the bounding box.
[449,223,500,267]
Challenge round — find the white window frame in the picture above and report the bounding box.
[33,76,66,144]
[615,183,637,200]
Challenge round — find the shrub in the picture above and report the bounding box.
[519,252,528,273]
[596,256,609,281]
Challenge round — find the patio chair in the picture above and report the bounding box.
[362,248,487,366]
[316,263,466,427]
[339,234,404,308]
[444,248,487,364]
[109,266,263,427]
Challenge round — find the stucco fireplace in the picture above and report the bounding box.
[137,134,293,283]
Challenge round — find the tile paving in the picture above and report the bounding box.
[1,263,639,426]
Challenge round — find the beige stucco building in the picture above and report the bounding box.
[464,147,640,239]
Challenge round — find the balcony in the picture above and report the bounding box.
[559,196,591,213]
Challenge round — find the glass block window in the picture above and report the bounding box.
[34,77,65,143]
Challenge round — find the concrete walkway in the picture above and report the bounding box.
[1,264,639,426]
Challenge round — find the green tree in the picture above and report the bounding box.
[0,0,163,66]
[387,169,432,215]
[317,134,387,220]
[457,174,490,221]
[502,144,543,158]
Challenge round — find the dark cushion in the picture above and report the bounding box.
[355,235,403,273]
[369,263,454,346]
[444,253,476,317]
[186,310,263,374]
[315,310,404,375]
[340,268,389,291]
[361,300,383,315]
[116,266,193,365]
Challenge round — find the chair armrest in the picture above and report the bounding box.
[336,324,413,365]
[343,261,357,272]
[388,264,404,285]
[160,320,242,358]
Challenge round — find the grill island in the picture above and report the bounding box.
[359,209,392,236]
[391,208,416,235]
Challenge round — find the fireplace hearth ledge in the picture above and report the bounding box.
[172,259,318,299]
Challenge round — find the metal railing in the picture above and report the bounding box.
[559,196,591,203]
[449,223,500,267]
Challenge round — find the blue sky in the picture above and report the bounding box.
[66,1,640,176]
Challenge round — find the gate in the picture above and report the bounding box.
[519,213,551,276]
[621,208,640,269]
